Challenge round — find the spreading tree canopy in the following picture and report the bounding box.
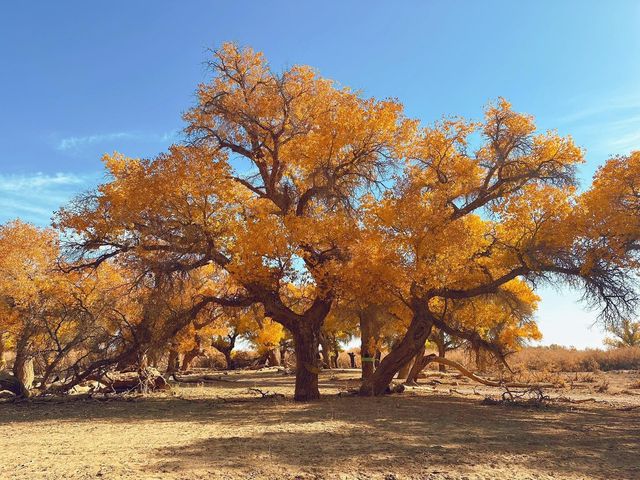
[51,45,640,400]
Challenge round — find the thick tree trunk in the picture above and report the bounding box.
[263,294,331,401]
[12,331,34,390]
[360,305,434,396]
[13,354,34,390]
[291,323,321,401]
[359,311,376,380]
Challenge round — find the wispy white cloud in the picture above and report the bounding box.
[607,130,640,151]
[557,93,640,125]
[555,92,640,157]
[0,172,100,226]
[57,132,134,151]
[0,172,89,191]
[56,130,180,152]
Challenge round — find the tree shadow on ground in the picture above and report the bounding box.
[173,369,358,391]
[147,395,640,478]
[1,377,639,479]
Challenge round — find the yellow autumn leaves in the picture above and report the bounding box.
[3,44,640,399]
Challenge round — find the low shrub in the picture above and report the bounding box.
[511,346,640,372]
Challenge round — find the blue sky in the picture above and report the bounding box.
[1,1,639,347]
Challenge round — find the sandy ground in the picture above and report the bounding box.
[1,369,639,480]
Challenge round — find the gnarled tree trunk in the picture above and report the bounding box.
[12,330,34,390]
[474,346,487,372]
[290,322,322,401]
[181,350,198,371]
[264,295,331,401]
[13,353,34,391]
[360,304,434,396]
[359,309,376,380]
[116,348,146,372]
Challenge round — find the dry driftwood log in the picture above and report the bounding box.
[0,371,29,398]
[98,370,170,393]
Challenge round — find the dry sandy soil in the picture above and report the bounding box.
[1,369,639,480]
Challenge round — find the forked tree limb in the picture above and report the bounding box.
[419,355,555,389]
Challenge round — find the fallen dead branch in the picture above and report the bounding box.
[481,388,550,408]
[556,396,597,404]
[617,405,640,411]
[426,357,556,389]
[173,373,238,384]
[504,387,549,402]
[619,389,640,396]
[449,388,473,396]
[247,388,285,399]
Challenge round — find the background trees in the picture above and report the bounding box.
[0,221,134,392]
[0,221,60,388]
[604,319,640,348]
